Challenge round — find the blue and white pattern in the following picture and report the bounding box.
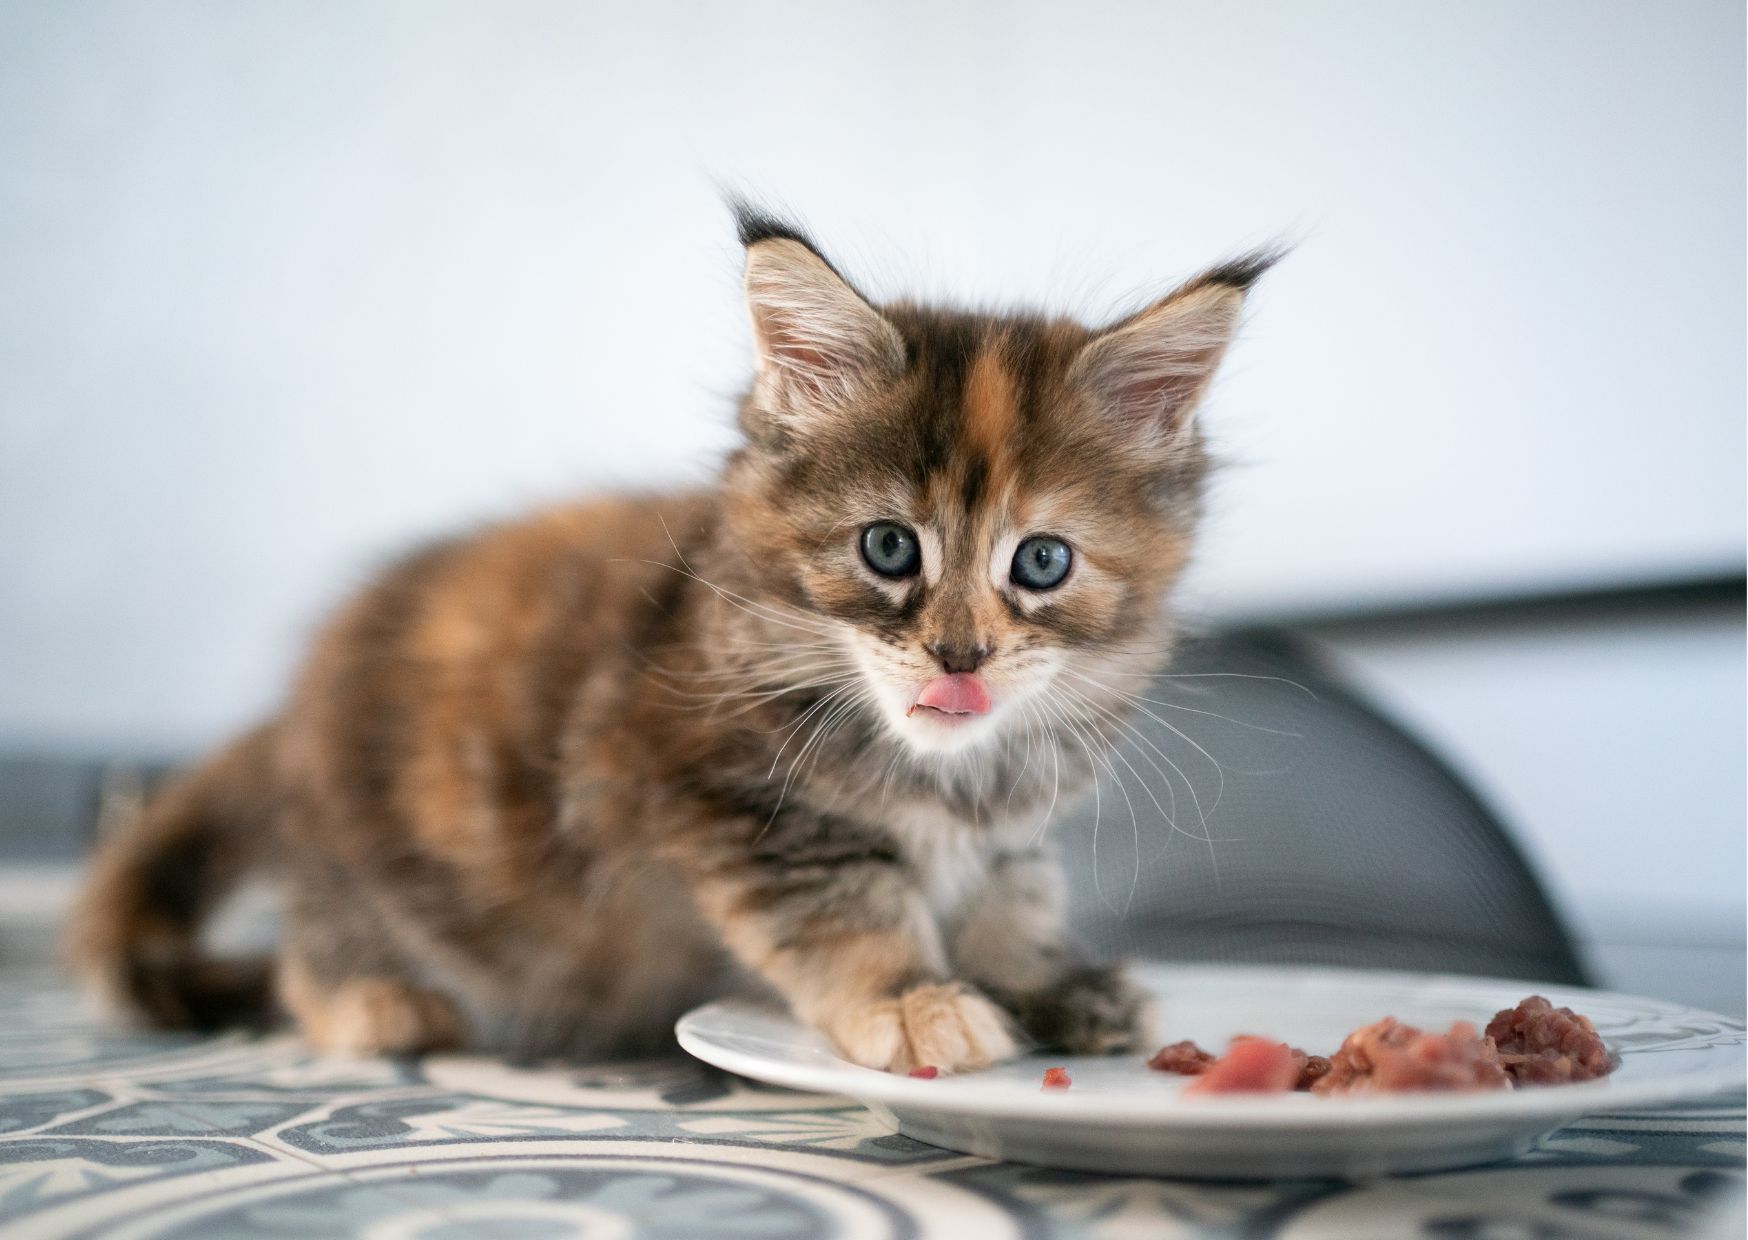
[0,970,1740,1239]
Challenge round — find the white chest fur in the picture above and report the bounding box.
[880,802,1001,925]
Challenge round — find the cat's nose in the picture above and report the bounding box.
[926,640,991,675]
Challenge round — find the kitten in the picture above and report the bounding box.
[70,206,1273,1073]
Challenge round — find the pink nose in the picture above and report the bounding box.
[910,673,992,716]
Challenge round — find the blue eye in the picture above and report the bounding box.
[1011,535,1072,590]
[860,522,921,578]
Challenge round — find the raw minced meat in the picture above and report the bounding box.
[1147,1040,1216,1075]
[1294,1052,1333,1091]
[1310,1018,1510,1095]
[1485,995,1613,1084]
[1142,994,1612,1096]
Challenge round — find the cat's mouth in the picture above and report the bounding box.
[906,673,992,721]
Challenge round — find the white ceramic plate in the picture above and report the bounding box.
[677,963,1745,1179]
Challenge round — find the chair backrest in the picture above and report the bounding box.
[1055,629,1591,987]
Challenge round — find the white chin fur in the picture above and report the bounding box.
[889,704,1004,756]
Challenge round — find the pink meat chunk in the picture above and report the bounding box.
[1183,1037,1301,1095]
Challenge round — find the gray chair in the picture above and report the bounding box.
[1058,629,1591,986]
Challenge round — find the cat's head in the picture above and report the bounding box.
[720,205,1274,757]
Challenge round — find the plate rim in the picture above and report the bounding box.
[675,961,1746,1130]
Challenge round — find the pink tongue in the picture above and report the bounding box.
[914,673,992,716]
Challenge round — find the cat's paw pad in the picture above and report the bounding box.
[830,982,1019,1074]
[1011,964,1155,1055]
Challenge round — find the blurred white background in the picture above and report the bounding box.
[1,2,1741,1007]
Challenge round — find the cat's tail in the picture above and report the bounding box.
[66,722,281,1030]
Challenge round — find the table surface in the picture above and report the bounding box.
[1,969,1741,1240]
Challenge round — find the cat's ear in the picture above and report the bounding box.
[738,207,904,425]
[1071,249,1280,441]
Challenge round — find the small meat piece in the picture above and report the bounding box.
[1184,1037,1300,1095]
[1041,1066,1072,1090]
[1486,995,1613,1084]
[907,1065,939,1079]
[1312,1017,1509,1095]
[1294,1053,1332,1091]
[1147,1040,1216,1075]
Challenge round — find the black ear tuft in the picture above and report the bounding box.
[729,197,823,254]
[727,195,865,292]
[1176,244,1291,297]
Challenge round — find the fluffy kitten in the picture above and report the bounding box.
[70,207,1273,1073]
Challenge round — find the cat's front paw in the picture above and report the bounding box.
[827,982,1019,1074]
[1005,964,1155,1055]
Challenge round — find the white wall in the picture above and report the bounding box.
[1,0,1740,752]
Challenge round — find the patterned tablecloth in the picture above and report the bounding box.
[1,970,1741,1239]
